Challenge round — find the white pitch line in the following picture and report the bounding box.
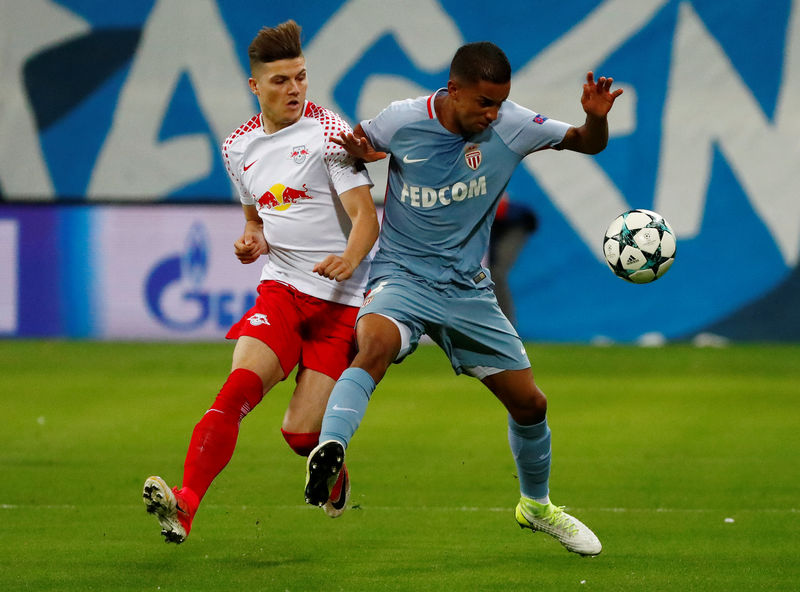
[183,504,800,514]
[2,504,797,514]
[1,504,78,509]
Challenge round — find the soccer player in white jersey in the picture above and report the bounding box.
[142,21,379,544]
[304,42,622,556]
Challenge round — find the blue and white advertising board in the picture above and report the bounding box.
[1,205,256,339]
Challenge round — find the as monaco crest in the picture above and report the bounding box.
[465,145,482,170]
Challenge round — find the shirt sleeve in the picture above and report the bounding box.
[360,96,424,153]
[323,118,373,195]
[221,135,253,205]
[494,101,572,156]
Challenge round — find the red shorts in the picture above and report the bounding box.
[227,281,358,381]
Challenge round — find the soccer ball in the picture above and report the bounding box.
[602,209,676,284]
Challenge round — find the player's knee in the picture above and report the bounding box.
[510,388,547,425]
[352,338,396,380]
[531,389,548,418]
[280,428,319,457]
[356,316,402,368]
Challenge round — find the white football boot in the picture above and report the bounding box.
[515,497,602,556]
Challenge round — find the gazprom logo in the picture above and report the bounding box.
[181,222,208,287]
[145,222,254,332]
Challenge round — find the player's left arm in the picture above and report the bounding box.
[558,71,623,155]
[332,124,388,162]
[312,185,379,282]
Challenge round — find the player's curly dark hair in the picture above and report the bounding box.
[248,20,303,70]
[450,41,511,85]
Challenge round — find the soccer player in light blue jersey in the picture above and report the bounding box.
[304,41,622,556]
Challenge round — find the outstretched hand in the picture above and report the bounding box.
[332,130,387,162]
[581,71,623,118]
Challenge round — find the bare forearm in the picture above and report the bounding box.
[570,114,609,155]
[341,208,379,269]
[562,71,622,154]
[243,204,262,225]
[313,185,379,281]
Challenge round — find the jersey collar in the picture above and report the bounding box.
[258,101,310,136]
[427,88,447,120]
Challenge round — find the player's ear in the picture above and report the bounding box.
[248,78,258,95]
[447,79,460,100]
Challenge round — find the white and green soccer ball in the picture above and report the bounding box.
[602,209,676,284]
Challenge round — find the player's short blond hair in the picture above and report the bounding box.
[248,20,303,71]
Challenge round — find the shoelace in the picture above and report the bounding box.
[542,506,579,535]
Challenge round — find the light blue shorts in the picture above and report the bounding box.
[358,273,531,376]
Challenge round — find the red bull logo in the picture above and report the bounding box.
[289,145,309,164]
[257,183,313,211]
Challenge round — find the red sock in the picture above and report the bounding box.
[181,368,264,507]
[280,429,320,457]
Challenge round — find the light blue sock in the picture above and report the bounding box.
[508,415,551,501]
[320,368,376,448]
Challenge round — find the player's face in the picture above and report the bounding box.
[249,56,308,133]
[449,78,511,135]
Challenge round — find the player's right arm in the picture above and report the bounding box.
[333,96,425,162]
[233,204,268,264]
[557,71,623,154]
[222,119,270,265]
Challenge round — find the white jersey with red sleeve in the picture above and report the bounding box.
[221,100,373,307]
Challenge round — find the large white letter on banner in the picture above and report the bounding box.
[512,0,669,259]
[88,0,253,199]
[0,0,88,199]
[303,0,461,118]
[655,1,800,266]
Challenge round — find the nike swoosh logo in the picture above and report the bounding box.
[243,160,257,171]
[402,154,428,164]
[332,404,358,413]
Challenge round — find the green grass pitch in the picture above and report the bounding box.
[1,341,799,591]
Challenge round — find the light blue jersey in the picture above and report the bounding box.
[362,90,570,289]
[320,89,583,516]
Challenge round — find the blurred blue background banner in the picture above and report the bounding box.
[1,0,798,341]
